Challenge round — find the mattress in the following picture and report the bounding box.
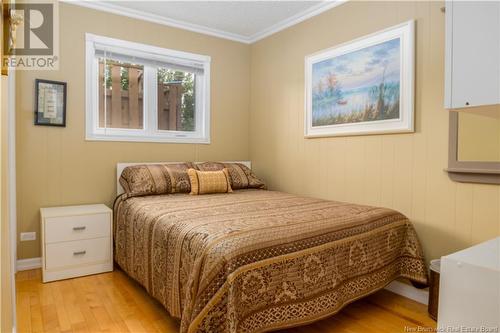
[113,189,427,333]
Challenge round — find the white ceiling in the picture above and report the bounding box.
[68,1,346,43]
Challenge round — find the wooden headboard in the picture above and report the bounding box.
[116,161,252,195]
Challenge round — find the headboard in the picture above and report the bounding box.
[116,161,252,195]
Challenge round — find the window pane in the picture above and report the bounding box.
[98,58,144,129]
[157,68,196,132]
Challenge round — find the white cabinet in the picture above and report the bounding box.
[438,237,500,331]
[445,1,500,109]
[40,204,113,282]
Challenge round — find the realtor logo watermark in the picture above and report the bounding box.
[2,0,59,70]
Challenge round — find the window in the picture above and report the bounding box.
[85,34,210,143]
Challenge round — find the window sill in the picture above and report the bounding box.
[85,134,210,144]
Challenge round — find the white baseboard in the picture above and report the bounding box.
[16,257,42,271]
[385,280,429,305]
[16,257,427,305]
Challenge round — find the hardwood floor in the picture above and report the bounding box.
[16,269,436,333]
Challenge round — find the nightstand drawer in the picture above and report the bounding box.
[45,237,111,270]
[45,213,110,243]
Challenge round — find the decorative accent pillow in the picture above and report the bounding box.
[195,162,266,190]
[187,168,233,195]
[119,162,195,197]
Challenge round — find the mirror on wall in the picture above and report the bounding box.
[447,105,500,184]
[457,106,500,162]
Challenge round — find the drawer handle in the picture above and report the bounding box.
[73,250,86,256]
[73,226,86,231]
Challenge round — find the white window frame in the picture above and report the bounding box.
[85,33,211,144]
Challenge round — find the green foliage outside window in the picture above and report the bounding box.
[158,68,195,132]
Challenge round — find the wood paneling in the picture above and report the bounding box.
[249,1,500,262]
[16,269,435,333]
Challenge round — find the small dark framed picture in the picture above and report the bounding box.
[35,79,67,127]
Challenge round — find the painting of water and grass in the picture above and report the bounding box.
[311,38,401,127]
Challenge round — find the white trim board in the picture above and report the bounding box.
[15,257,428,305]
[385,280,429,305]
[248,0,348,43]
[17,257,42,271]
[61,0,348,44]
[8,65,17,333]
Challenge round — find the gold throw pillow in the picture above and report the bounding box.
[188,168,233,195]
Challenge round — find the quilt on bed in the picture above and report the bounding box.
[113,189,427,333]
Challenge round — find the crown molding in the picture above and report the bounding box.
[61,0,251,43]
[247,0,348,43]
[61,0,348,44]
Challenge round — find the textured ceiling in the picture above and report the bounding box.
[110,1,323,38]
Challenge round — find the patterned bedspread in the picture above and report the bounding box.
[113,189,427,333]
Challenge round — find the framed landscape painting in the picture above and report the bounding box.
[305,20,415,137]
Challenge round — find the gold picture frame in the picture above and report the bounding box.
[1,0,8,76]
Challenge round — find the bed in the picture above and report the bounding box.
[113,162,428,333]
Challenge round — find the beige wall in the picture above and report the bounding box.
[16,4,251,259]
[249,1,500,262]
[457,106,500,162]
[1,74,13,333]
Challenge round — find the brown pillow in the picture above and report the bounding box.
[119,162,195,197]
[195,162,266,190]
[187,168,233,195]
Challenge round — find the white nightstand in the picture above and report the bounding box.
[40,204,113,283]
